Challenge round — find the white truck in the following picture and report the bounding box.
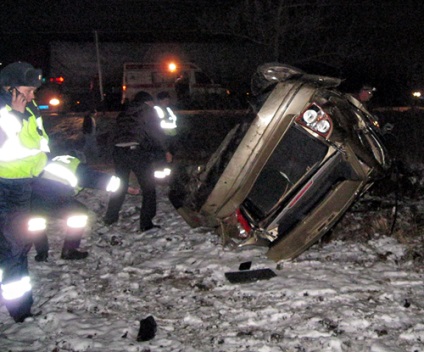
[121,61,228,108]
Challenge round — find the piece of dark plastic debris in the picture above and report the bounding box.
[225,268,277,283]
[238,261,252,271]
[137,315,157,342]
[110,235,122,246]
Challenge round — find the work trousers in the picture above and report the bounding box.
[0,178,34,322]
[31,178,88,253]
[104,146,158,229]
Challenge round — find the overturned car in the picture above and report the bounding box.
[169,63,391,261]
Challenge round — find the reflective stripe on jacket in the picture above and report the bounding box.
[40,155,120,194]
[0,106,49,178]
[41,155,81,190]
[153,105,177,136]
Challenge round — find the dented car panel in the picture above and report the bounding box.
[169,63,390,261]
[202,82,316,218]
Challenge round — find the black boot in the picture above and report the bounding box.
[14,312,33,323]
[61,248,88,260]
[140,224,161,232]
[103,216,118,226]
[34,251,48,262]
[6,291,34,323]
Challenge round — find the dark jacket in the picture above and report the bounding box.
[0,89,12,109]
[82,114,96,135]
[113,101,169,153]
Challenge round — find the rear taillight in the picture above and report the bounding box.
[236,209,251,237]
[296,103,332,138]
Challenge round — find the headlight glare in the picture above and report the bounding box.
[49,98,60,106]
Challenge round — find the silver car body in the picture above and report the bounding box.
[170,64,390,261]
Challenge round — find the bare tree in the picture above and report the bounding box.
[198,0,369,67]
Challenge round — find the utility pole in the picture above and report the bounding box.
[94,30,105,113]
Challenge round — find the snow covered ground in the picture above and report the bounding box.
[0,184,423,352]
[1,114,424,352]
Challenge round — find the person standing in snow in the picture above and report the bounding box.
[174,72,190,108]
[352,84,376,107]
[31,155,121,262]
[346,83,380,127]
[0,61,50,322]
[82,110,99,164]
[154,91,178,137]
[103,92,172,231]
[154,91,178,159]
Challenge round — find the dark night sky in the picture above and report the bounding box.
[1,1,223,67]
[1,0,423,104]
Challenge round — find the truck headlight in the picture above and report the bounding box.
[49,98,60,106]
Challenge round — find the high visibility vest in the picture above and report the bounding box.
[41,155,81,190]
[41,155,121,193]
[154,105,177,136]
[0,105,49,178]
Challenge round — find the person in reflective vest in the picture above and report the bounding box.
[103,92,172,231]
[154,91,177,137]
[0,62,49,322]
[153,92,177,181]
[31,155,121,262]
